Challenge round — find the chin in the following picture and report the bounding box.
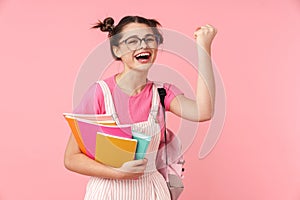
[134,63,153,72]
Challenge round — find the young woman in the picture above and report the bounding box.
[64,15,217,199]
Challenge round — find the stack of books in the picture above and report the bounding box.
[63,113,151,168]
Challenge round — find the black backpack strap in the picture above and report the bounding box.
[157,88,169,171]
[157,88,166,109]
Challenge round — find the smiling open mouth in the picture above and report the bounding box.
[134,52,152,63]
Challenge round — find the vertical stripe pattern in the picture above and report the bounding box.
[84,81,171,200]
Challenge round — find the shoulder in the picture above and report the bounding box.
[152,81,183,96]
[72,79,110,114]
[152,81,184,111]
[99,74,117,93]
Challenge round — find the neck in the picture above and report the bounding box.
[116,69,148,96]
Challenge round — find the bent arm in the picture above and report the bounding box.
[169,72,214,122]
[64,134,147,179]
[169,70,215,122]
[169,25,217,122]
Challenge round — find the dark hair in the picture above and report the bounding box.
[91,16,164,60]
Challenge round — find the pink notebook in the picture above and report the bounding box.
[63,113,132,159]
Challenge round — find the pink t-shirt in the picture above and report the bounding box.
[73,74,183,125]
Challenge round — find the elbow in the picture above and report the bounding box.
[198,115,212,122]
[197,110,214,122]
[64,154,73,171]
[196,102,215,122]
[64,157,70,171]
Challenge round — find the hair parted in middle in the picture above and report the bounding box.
[91,15,164,60]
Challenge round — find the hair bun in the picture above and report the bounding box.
[91,17,114,36]
[101,17,114,32]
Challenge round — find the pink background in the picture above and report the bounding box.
[1,0,300,199]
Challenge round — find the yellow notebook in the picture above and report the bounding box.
[95,132,137,168]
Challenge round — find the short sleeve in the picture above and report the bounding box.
[72,83,105,114]
[163,83,184,111]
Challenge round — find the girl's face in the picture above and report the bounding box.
[113,23,159,72]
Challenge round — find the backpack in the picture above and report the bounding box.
[156,87,185,200]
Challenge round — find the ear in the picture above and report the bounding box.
[112,45,121,58]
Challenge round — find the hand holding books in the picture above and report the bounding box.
[113,158,148,180]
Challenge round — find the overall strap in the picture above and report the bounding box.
[97,80,120,125]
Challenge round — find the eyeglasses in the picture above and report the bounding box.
[119,34,159,50]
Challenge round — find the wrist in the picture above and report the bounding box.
[112,168,128,180]
[197,45,211,56]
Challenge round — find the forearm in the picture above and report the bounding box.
[196,45,216,118]
[64,152,121,179]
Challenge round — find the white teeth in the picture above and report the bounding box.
[135,52,150,58]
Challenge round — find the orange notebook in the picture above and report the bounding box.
[95,132,137,168]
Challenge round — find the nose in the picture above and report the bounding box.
[140,39,148,48]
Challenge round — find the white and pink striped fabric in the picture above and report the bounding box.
[84,80,171,200]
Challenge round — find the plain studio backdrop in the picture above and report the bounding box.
[0,0,300,199]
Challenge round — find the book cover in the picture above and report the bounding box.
[95,132,137,168]
[63,113,132,159]
[63,113,115,125]
[64,116,91,157]
[132,131,151,160]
